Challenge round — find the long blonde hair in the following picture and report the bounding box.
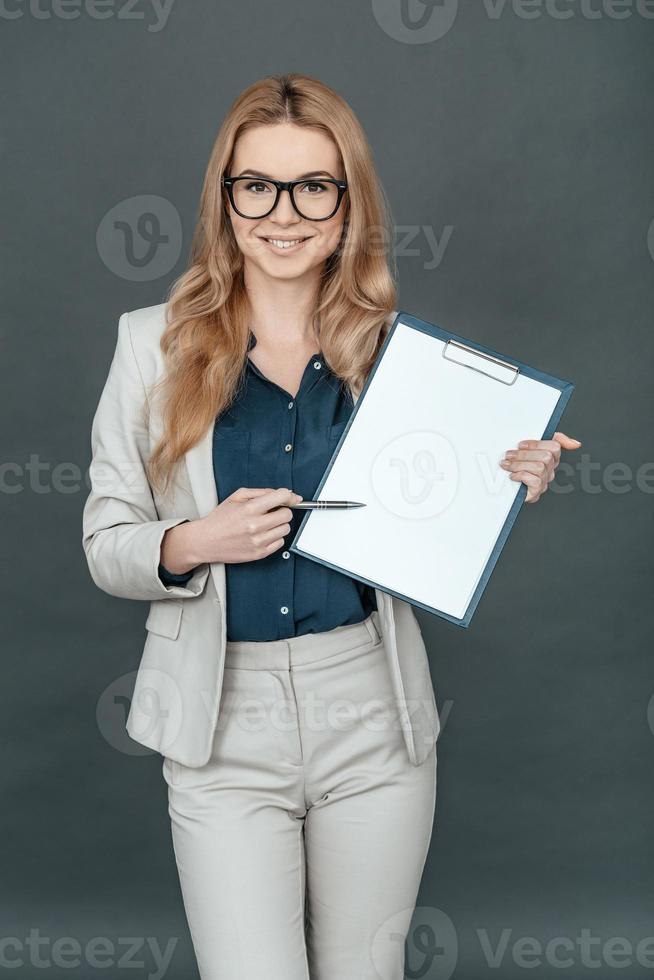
[147,72,398,496]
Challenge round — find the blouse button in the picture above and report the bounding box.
[313,360,322,370]
[284,443,293,452]
[282,551,290,559]
[288,401,294,409]
[280,606,289,615]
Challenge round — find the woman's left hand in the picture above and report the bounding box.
[500,432,582,504]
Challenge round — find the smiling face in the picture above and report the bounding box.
[224,122,347,281]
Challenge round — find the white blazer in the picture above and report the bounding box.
[82,304,441,768]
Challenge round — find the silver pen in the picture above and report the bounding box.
[290,500,366,509]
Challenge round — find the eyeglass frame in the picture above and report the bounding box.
[221,175,349,222]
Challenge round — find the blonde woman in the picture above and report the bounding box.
[82,73,579,980]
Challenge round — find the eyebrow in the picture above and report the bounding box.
[235,169,337,180]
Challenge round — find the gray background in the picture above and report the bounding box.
[2,1,653,978]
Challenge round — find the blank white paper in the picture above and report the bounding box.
[294,320,561,620]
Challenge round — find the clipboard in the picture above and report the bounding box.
[289,310,576,628]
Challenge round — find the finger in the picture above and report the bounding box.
[553,431,582,449]
[502,451,556,481]
[518,433,581,451]
[256,524,291,548]
[263,538,286,555]
[230,487,275,501]
[501,459,552,479]
[249,486,302,514]
[258,506,295,531]
[515,439,561,457]
[503,449,555,463]
[510,469,543,502]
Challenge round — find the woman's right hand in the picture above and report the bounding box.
[187,487,303,566]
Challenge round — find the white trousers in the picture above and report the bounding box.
[162,610,437,980]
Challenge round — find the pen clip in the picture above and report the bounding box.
[442,338,519,386]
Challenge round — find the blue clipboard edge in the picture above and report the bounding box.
[289,310,576,629]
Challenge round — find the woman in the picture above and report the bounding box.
[82,73,580,980]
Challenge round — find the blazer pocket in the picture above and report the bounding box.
[145,598,183,639]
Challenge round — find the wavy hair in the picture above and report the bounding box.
[147,72,398,496]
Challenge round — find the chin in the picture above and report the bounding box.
[247,253,324,278]
[262,261,315,280]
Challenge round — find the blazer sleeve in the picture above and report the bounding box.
[81,312,211,601]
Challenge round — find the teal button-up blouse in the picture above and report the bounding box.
[159,330,377,641]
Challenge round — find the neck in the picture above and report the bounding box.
[244,260,322,349]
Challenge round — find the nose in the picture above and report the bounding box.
[269,188,301,224]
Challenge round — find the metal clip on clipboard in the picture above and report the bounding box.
[442,338,519,386]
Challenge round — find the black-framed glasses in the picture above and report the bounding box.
[221,175,348,221]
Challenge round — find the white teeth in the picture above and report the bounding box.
[266,238,304,249]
